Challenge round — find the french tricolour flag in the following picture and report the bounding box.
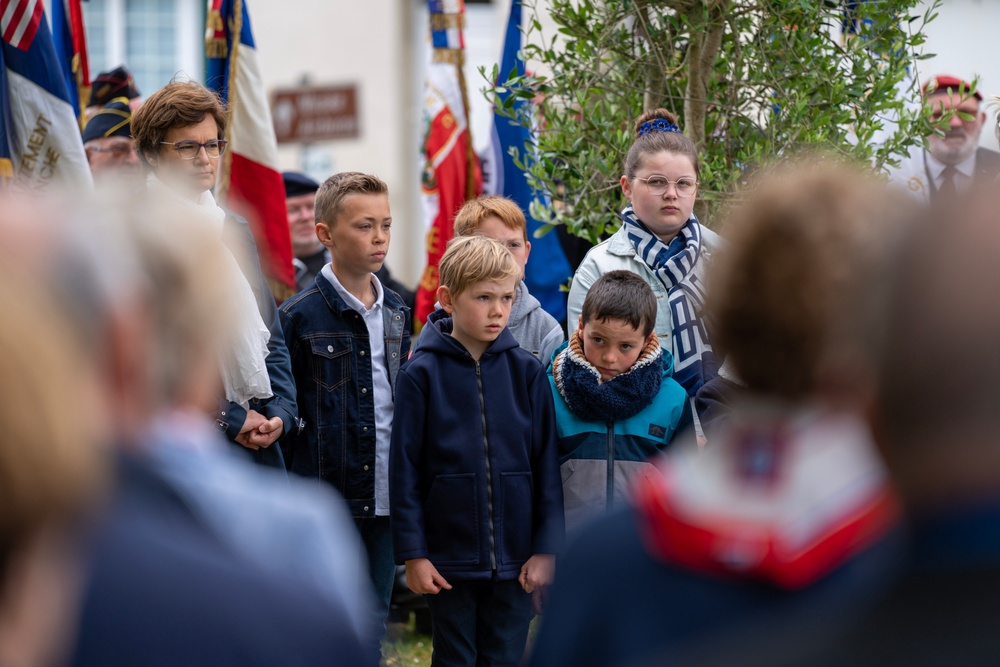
[51,0,91,125]
[0,0,92,189]
[206,0,295,301]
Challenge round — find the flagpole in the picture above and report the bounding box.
[455,47,475,200]
[218,0,244,201]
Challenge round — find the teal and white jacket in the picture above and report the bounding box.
[547,336,689,535]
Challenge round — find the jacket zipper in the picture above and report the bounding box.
[606,422,615,512]
[476,360,498,572]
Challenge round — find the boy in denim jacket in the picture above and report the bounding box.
[280,172,410,662]
[390,236,564,666]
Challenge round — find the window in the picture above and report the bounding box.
[83,0,202,98]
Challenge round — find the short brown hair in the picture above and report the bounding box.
[708,160,905,398]
[131,80,227,169]
[624,108,699,180]
[454,196,527,242]
[438,235,521,299]
[581,270,656,336]
[315,172,389,226]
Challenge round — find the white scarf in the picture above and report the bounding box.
[146,174,273,407]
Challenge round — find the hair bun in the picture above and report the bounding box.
[634,109,680,138]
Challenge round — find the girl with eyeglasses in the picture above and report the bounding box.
[566,108,721,400]
[130,81,297,470]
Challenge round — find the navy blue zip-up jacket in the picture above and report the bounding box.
[390,311,565,582]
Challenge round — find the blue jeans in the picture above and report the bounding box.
[425,579,533,667]
[354,516,394,660]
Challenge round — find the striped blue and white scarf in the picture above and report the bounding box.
[621,205,716,395]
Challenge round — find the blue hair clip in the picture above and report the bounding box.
[638,119,681,136]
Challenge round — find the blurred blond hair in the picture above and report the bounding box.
[0,198,107,575]
[453,196,528,242]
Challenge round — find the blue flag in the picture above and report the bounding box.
[50,0,90,124]
[485,0,571,323]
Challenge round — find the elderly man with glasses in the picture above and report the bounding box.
[888,75,1000,203]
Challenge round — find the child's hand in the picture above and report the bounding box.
[405,558,452,595]
[520,554,556,614]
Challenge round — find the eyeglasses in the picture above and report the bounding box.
[635,176,698,198]
[159,139,227,160]
[86,144,135,156]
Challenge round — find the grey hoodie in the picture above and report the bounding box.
[508,280,564,367]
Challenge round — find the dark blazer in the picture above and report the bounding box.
[219,211,298,467]
[390,310,564,582]
[974,146,1000,185]
[927,147,1000,202]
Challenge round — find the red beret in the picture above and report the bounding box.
[922,75,982,101]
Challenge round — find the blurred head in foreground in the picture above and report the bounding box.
[707,158,910,408]
[873,186,1000,510]
[0,197,108,667]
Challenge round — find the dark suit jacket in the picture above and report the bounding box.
[69,453,368,667]
[928,147,1000,202]
[973,146,1000,188]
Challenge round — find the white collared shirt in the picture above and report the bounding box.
[321,264,393,516]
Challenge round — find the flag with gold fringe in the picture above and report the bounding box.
[415,0,482,327]
[0,0,91,190]
[205,0,295,302]
[51,0,90,127]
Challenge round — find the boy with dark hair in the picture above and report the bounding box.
[390,235,564,666]
[550,270,689,534]
[279,171,411,663]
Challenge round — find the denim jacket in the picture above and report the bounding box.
[279,271,411,517]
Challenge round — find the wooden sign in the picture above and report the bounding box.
[272,85,359,143]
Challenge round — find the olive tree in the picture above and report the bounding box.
[489,0,941,241]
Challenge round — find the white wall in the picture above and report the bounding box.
[251,0,425,287]
[250,1,523,288]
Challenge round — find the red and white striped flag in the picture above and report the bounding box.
[1,0,43,51]
[206,0,296,302]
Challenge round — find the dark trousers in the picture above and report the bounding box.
[354,516,394,661]
[425,579,533,667]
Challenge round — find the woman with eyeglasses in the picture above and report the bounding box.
[130,81,297,469]
[566,108,721,400]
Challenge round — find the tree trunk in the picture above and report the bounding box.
[684,1,728,148]
[634,0,667,111]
